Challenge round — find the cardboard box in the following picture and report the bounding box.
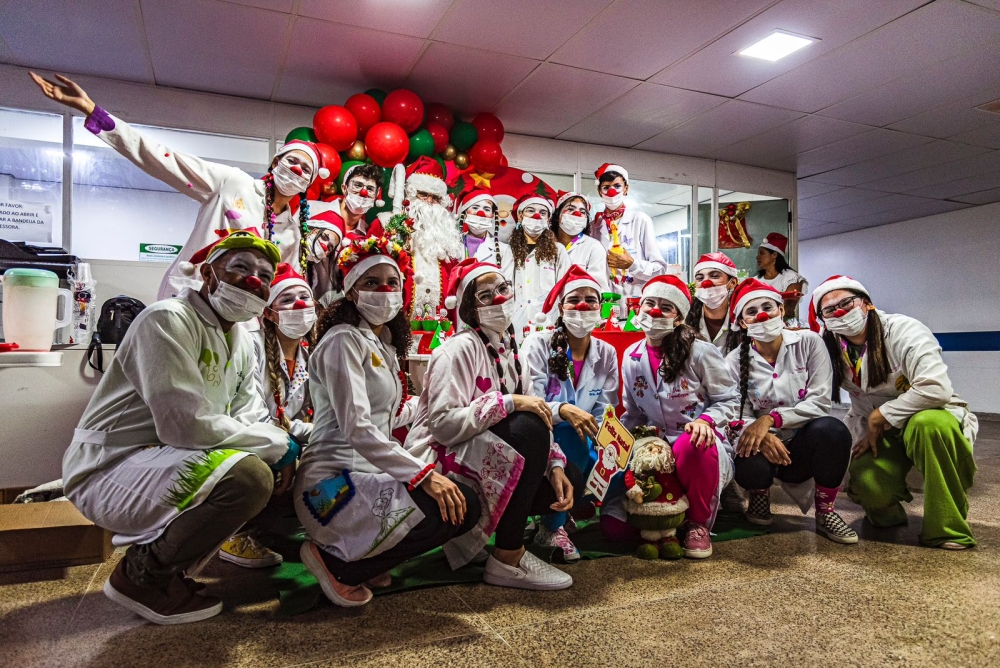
[0,500,113,572]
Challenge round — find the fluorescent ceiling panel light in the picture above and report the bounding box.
[738,31,814,61]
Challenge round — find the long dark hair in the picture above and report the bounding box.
[549,196,592,239]
[510,225,560,270]
[756,249,792,278]
[548,316,571,381]
[262,171,311,275]
[820,292,890,401]
[655,323,699,384]
[729,328,752,420]
[317,297,411,370]
[261,317,316,431]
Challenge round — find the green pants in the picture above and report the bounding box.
[847,409,976,547]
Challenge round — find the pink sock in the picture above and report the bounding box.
[815,484,840,514]
[672,432,721,527]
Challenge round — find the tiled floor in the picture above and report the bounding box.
[3,422,999,667]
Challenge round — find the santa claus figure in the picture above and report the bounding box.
[624,436,689,560]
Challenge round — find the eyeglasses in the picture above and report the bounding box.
[742,300,780,322]
[415,191,443,205]
[819,296,861,319]
[474,282,514,305]
[345,180,375,195]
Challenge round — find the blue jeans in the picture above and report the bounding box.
[542,423,597,531]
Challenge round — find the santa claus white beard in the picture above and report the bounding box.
[407,199,463,318]
[631,442,674,476]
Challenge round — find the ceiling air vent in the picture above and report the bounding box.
[975,99,1000,115]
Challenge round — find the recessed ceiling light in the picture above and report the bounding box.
[738,31,814,61]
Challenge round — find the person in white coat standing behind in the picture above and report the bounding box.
[455,188,514,279]
[508,193,570,340]
[725,279,856,544]
[812,276,978,550]
[550,192,610,295]
[31,72,330,300]
[295,237,481,607]
[522,266,619,562]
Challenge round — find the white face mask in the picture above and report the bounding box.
[477,299,517,333]
[276,307,317,339]
[521,217,549,238]
[353,290,403,326]
[559,212,588,237]
[208,269,267,323]
[465,212,494,237]
[271,159,311,197]
[825,306,868,337]
[746,316,784,342]
[600,191,624,210]
[695,284,729,310]
[345,192,375,215]
[563,309,602,338]
[633,311,675,340]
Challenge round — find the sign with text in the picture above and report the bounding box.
[584,407,636,500]
[0,199,53,243]
[139,243,182,263]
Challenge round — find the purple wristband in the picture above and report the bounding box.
[83,105,115,135]
[769,411,784,429]
[696,413,715,426]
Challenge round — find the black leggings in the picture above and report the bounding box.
[321,481,482,586]
[734,416,852,490]
[488,412,585,550]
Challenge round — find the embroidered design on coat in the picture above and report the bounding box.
[371,352,383,368]
[199,348,222,387]
[473,392,506,426]
[163,449,241,511]
[633,375,649,398]
[368,488,414,555]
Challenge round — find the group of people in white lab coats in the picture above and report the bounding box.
[33,72,978,628]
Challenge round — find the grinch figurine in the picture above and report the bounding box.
[624,436,689,560]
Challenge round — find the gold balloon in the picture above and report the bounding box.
[454,151,469,169]
[442,144,457,161]
[347,140,366,161]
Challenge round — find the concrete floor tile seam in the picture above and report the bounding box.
[446,583,508,637]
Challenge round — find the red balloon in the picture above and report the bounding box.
[425,103,455,131]
[472,113,504,143]
[344,93,381,136]
[313,105,358,152]
[426,122,449,154]
[307,142,342,199]
[500,154,509,168]
[381,89,424,134]
[365,122,410,168]
[469,139,504,173]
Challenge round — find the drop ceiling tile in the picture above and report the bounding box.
[793,129,930,177]
[799,222,852,239]
[839,200,969,228]
[550,0,774,80]
[635,100,804,156]
[225,0,294,10]
[904,171,1000,199]
[276,19,425,107]
[887,85,1000,137]
[950,124,1000,150]
[805,141,991,187]
[865,150,1000,193]
[964,1,1000,9]
[739,0,1000,112]
[808,193,932,223]
[142,0,289,99]
[298,0,453,39]
[404,42,538,114]
[557,83,727,147]
[951,186,1000,205]
[797,187,885,215]
[796,180,842,200]
[432,0,613,60]
[653,0,923,97]
[713,115,870,165]
[494,64,637,138]
[797,218,827,228]
[0,0,152,83]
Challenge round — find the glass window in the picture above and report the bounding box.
[696,186,714,262]
[71,118,270,262]
[716,191,789,278]
[0,108,63,247]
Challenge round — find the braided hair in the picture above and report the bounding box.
[510,225,560,270]
[461,208,503,267]
[261,316,316,432]
[655,323,699,384]
[262,171,311,276]
[548,316,571,381]
[735,329,752,420]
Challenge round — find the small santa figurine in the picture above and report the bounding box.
[624,436,689,560]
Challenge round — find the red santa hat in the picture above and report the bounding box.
[760,232,789,257]
[594,163,628,185]
[730,277,782,323]
[267,262,311,306]
[809,275,870,326]
[641,275,692,320]
[305,201,345,236]
[555,190,591,212]
[512,192,554,220]
[178,228,279,276]
[275,140,330,183]
[402,155,448,199]
[693,252,738,278]
[340,164,385,208]
[443,258,502,311]
[541,265,602,314]
[338,236,408,293]
[456,188,496,215]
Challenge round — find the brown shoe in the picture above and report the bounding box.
[103,559,223,625]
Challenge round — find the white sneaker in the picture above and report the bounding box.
[483,551,573,591]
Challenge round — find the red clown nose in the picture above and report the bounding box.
[572,210,584,217]
[755,312,770,322]
[289,165,303,176]
[606,188,619,197]
[244,275,262,289]
[475,210,488,217]
[700,280,714,289]
[359,188,369,198]
[292,299,309,310]
[375,285,395,293]
[648,307,663,318]
[531,213,542,220]
[492,294,507,305]
[833,308,848,318]
[575,303,593,312]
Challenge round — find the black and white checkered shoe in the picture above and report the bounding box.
[745,490,773,526]
[816,511,858,544]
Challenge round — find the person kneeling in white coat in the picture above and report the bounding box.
[63,231,296,625]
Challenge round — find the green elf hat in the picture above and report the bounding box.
[179,228,281,276]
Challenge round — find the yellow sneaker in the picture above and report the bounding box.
[218,532,283,568]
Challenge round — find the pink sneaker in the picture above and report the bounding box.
[682,522,713,559]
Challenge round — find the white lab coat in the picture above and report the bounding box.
[252,330,312,444]
[725,329,836,512]
[838,311,978,446]
[406,329,566,568]
[63,289,289,546]
[521,330,619,423]
[466,233,514,281]
[759,268,808,293]
[512,243,571,340]
[593,207,668,299]
[89,112,307,300]
[565,235,611,295]
[294,322,423,562]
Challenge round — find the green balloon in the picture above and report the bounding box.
[450,120,478,151]
[284,126,317,143]
[408,129,435,161]
[337,160,364,193]
[364,88,387,106]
